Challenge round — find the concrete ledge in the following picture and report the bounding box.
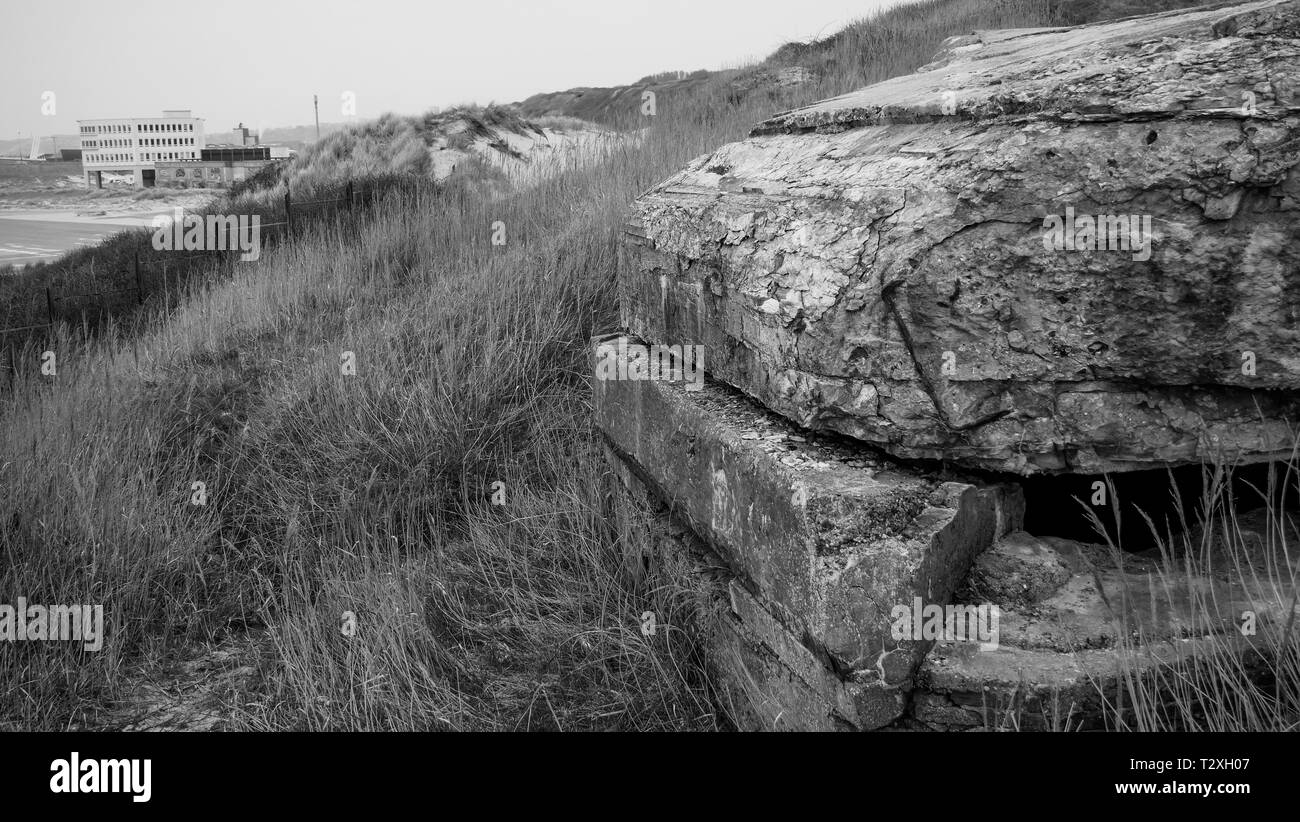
[912,528,1300,730]
[601,441,857,729]
[593,334,1024,686]
[602,442,906,730]
[915,628,1286,730]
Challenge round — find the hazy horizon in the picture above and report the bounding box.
[0,0,907,140]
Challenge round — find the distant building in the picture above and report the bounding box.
[77,109,205,189]
[59,149,83,162]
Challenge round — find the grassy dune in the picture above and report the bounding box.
[0,115,732,731]
[3,0,1287,732]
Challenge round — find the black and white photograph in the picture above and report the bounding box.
[0,0,1295,806]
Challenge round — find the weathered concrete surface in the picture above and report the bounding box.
[911,526,1300,729]
[602,444,864,730]
[592,335,1022,711]
[622,0,1300,475]
[602,411,1299,730]
[760,1,1300,133]
[915,622,1287,730]
[605,434,969,731]
[965,529,1299,650]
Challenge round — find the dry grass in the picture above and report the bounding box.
[1078,458,1300,732]
[0,114,732,731]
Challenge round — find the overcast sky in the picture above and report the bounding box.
[0,0,908,139]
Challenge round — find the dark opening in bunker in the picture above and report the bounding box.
[1019,461,1300,551]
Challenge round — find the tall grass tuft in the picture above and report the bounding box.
[1078,455,1300,731]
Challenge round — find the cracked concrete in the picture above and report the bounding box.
[594,335,1022,687]
[621,0,1300,475]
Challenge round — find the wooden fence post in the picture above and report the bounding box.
[284,187,293,244]
[45,287,55,328]
[135,245,144,305]
[346,179,354,212]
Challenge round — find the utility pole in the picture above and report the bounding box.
[314,94,320,143]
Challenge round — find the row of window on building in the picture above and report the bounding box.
[86,152,197,164]
[83,138,197,148]
[79,122,197,134]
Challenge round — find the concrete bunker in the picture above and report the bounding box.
[597,0,1300,730]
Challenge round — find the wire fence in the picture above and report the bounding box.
[0,179,369,341]
[0,178,392,390]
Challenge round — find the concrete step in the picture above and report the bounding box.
[593,333,1023,726]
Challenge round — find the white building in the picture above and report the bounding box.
[77,110,206,189]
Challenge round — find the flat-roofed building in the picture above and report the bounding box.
[77,109,205,189]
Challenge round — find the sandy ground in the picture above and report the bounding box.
[0,216,139,267]
[0,164,215,268]
[429,123,631,186]
[0,208,171,226]
[0,208,188,268]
